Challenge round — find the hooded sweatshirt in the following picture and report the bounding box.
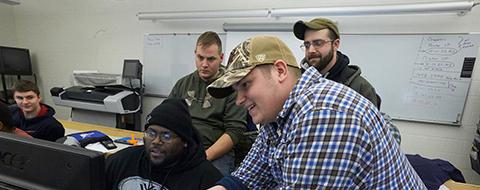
[9,103,65,141]
[301,51,379,108]
[105,128,223,190]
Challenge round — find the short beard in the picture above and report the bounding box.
[308,47,334,72]
[149,148,185,168]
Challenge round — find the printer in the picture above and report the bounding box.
[51,86,140,114]
[51,60,143,130]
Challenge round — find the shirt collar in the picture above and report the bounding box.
[276,67,323,121]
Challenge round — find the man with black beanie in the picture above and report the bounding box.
[105,98,223,190]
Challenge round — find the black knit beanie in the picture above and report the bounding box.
[145,98,194,143]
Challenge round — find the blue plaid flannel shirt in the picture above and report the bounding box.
[228,67,426,189]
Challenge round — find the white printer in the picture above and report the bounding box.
[51,60,143,130]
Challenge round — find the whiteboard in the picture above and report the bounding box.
[144,32,480,125]
[225,32,480,125]
[143,33,226,97]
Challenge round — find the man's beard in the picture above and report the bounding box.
[148,147,185,168]
[307,47,334,72]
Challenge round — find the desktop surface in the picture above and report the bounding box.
[60,119,143,154]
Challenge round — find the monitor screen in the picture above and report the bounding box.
[122,59,142,79]
[0,132,105,190]
[0,46,33,75]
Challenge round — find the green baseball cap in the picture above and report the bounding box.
[207,35,299,98]
[293,18,339,40]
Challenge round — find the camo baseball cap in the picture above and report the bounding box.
[207,35,299,98]
[293,18,339,40]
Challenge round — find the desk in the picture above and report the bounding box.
[443,180,480,190]
[60,119,143,154]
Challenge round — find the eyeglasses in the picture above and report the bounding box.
[300,39,333,51]
[144,128,178,143]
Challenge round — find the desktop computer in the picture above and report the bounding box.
[0,132,105,190]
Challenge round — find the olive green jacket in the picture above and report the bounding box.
[169,68,247,153]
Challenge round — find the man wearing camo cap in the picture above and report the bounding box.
[207,35,425,189]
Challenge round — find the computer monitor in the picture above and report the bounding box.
[122,59,142,79]
[0,132,105,190]
[0,46,33,75]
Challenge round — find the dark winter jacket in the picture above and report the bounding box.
[9,103,65,141]
[105,128,223,190]
[301,51,379,108]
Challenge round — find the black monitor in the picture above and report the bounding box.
[0,46,33,75]
[0,132,105,190]
[122,59,142,79]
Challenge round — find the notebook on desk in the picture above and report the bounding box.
[114,137,144,145]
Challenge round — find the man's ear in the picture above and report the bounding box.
[272,60,289,82]
[333,38,340,50]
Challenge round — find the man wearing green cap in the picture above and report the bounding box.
[293,18,379,108]
[295,18,403,145]
[207,35,425,189]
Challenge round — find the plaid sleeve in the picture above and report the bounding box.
[363,108,426,189]
[232,126,278,189]
[381,112,401,145]
[281,108,370,189]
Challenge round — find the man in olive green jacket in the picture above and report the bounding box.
[169,31,247,176]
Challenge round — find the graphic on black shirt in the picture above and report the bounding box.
[118,176,167,190]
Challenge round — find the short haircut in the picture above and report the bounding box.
[256,64,274,79]
[12,80,40,95]
[307,28,339,41]
[196,31,222,54]
[325,27,339,40]
[256,62,301,79]
[289,66,302,78]
[0,101,14,132]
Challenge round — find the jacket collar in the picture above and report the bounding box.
[324,51,349,80]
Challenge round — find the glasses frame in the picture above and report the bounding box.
[143,128,178,144]
[300,39,334,51]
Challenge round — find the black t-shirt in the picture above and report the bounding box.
[105,146,222,190]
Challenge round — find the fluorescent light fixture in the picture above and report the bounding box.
[0,0,20,5]
[137,9,270,21]
[137,1,477,21]
[223,22,293,31]
[271,1,476,17]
